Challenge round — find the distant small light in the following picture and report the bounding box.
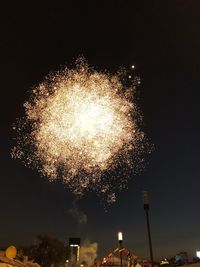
[103,258,107,263]
[131,65,135,69]
[70,244,79,247]
[128,75,132,79]
[118,232,123,241]
[196,251,200,258]
[66,260,69,263]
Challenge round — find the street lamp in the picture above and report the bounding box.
[118,232,123,267]
[142,191,154,267]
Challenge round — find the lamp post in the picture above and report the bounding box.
[142,191,154,267]
[118,232,123,267]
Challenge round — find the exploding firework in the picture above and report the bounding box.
[12,59,147,203]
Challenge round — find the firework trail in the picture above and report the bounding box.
[12,58,147,203]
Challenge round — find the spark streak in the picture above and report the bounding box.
[12,59,146,202]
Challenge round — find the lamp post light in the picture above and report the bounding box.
[118,232,123,267]
[142,191,154,267]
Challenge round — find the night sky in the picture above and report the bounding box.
[1,0,200,261]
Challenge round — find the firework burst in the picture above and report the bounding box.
[12,59,147,203]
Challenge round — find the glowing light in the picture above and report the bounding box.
[118,232,123,241]
[196,251,200,258]
[12,58,147,202]
[131,65,135,69]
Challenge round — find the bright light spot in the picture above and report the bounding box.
[118,232,123,241]
[196,251,200,258]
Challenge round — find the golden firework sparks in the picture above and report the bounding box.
[12,59,146,202]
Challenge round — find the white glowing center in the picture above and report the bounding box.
[40,85,125,164]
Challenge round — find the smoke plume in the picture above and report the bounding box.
[68,200,87,224]
[80,241,98,267]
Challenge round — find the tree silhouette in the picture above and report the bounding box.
[23,235,66,267]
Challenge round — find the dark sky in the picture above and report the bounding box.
[1,0,200,261]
